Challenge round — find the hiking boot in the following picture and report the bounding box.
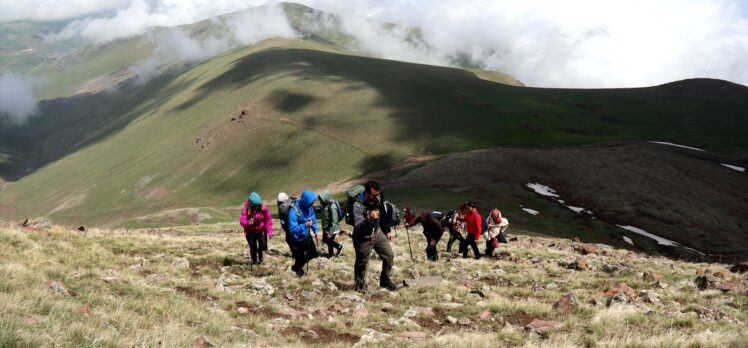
[355,277,368,294]
[380,278,399,291]
[335,244,343,257]
[295,268,305,277]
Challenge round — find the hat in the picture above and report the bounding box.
[277,192,289,202]
[490,209,502,223]
[249,192,262,206]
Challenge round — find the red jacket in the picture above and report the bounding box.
[460,209,482,241]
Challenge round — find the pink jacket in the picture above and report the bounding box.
[240,200,273,237]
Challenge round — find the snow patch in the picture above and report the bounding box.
[526,183,559,197]
[721,163,745,172]
[650,141,705,152]
[616,225,679,247]
[567,205,592,215]
[622,236,634,245]
[522,208,539,216]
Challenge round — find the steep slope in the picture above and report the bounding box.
[1,38,747,231]
[2,221,747,346]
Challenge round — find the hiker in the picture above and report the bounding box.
[352,180,398,292]
[277,192,294,249]
[406,211,445,261]
[318,191,344,257]
[483,209,510,257]
[286,190,320,277]
[444,209,465,253]
[240,192,273,265]
[459,202,482,259]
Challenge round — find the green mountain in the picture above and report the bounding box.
[1,3,747,261]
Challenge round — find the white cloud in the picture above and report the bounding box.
[0,72,39,124]
[4,0,747,87]
[0,0,127,23]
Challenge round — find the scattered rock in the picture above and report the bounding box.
[640,290,661,305]
[173,257,190,269]
[574,244,597,255]
[694,275,722,291]
[606,292,631,307]
[458,317,473,326]
[443,293,453,302]
[193,335,215,348]
[284,290,294,302]
[353,304,368,319]
[602,282,637,298]
[712,271,730,280]
[251,278,275,296]
[77,225,86,232]
[400,331,427,340]
[404,276,444,288]
[643,271,663,282]
[559,257,587,270]
[478,310,492,320]
[525,319,561,336]
[553,292,578,314]
[337,293,364,303]
[381,303,394,313]
[651,280,668,289]
[237,307,249,314]
[268,318,290,331]
[530,256,543,264]
[48,281,70,296]
[546,282,558,290]
[355,328,390,347]
[602,263,627,274]
[729,262,748,274]
[469,288,485,298]
[718,279,748,295]
[446,316,458,324]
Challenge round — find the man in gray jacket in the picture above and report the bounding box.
[352,180,398,293]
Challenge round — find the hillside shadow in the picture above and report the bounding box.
[0,69,196,181]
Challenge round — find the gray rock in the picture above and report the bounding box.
[458,317,473,326]
[354,328,391,347]
[48,281,70,296]
[446,316,458,324]
[251,278,275,296]
[173,257,190,269]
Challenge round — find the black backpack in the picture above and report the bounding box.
[383,201,401,227]
[278,200,301,233]
[344,185,365,226]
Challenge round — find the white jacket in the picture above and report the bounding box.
[483,217,509,241]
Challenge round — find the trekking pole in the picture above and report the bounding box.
[405,222,414,261]
[314,227,322,270]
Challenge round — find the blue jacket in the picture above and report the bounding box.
[288,190,319,242]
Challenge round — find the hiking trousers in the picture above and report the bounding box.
[462,237,481,259]
[246,232,265,263]
[323,232,342,256]
[354,229,394,287]
[446,228,465,252]
[290,237,317,272]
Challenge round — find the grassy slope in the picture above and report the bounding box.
[1,221,746,347]
[1,37,747,228]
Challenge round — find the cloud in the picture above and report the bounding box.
[0,72,39,124]
[128,4,296,84]
[299,0,748,88]
[6,1,747,88]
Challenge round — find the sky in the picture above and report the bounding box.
[1,0,746,90]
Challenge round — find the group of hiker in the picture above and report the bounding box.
[239,180,509,293]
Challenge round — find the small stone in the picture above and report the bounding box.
[355,329,390,347]
[640,290,661,305]
[284,290,294,302]
[173,257,190,269]
[644,272,663,282]
[546,283,558,290]
[478,310,491,320]
[606,292,631,307]
[458,317,472,326]
[574,244,597,255]
[353,304,369,319]
[446,316,458,324]
[48,281,70,296]
[192,335,215,348]
[553,292,578,314]
[530,257,543,264]
[443,293,452,302]
[602,282,637,298]
[237,307,249,314]
[77,225,86,232]
[525,319,561,336]
[718,279,748,295]
[712,271,729,280]
[381,303,394,312]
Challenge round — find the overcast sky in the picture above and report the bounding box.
[1,0,746,88]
